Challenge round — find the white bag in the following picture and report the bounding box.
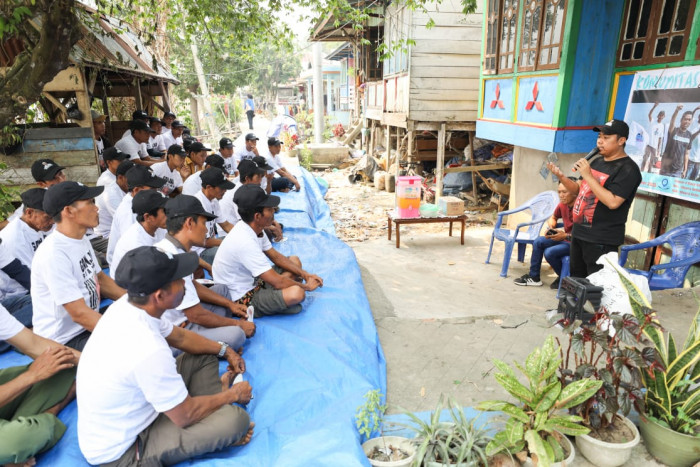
[586,251,652,317]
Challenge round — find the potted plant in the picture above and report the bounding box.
[356,389,415,466]
[618,273,700,467]
[477,335,602,467]
[400,394,491,467]
[554,277,664,467]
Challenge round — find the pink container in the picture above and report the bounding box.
[396,176,422,218]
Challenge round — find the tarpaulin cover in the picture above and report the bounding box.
[0,168,386,466]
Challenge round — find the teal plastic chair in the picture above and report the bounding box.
[618,221,700,290]
[486,190,559,277]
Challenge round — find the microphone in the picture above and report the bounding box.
[584,147,600,161]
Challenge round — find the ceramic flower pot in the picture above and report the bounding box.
[362,436,415,467]
[575,416,639,467]
[639,414,700,467]
[521,432,576,467]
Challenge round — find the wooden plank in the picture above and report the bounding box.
[411,54,480,68]
[0,165,99,187]
[410,25,482,41]
[414,122,477,131]
[409,110,478,122]
[412,12,482,27]
[43,67,85,92]
[366,108,383,120]
[409,77,479,92]
[410,91,480,104]
[381,112,408,128]
[411,65,481,78]
[1,150,97,169]
[23,127,92,140]
[444,163,512,173]
[410,100,479,111]
[412,40,482,55]
[436,123,446,199]
[20,137,94,153]
[93,83,164,98]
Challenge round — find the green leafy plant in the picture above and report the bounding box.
[0,161,19,221]
[356,389,386,441]
[299,144,312,172]
[401,394,491,466]
[477,335,602,467]
[618,272,700,436]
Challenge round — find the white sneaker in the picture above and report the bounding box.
[514,274,543,286]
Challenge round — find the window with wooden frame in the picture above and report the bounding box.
[483,0,519,74]
[518,0,567,71]
[617,0,697,66]
[363,26,383,81]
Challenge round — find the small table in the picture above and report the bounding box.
[387,212,467,248]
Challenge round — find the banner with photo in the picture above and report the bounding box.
[623,65,700,203]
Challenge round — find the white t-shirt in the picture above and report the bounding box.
[96,170,116,187]
[107,193,135,264]
[182,171,203,196]
[233,147,256,164]
[110,223,158,279]
[194,191,223,241]
[150,161,183,195]
[153,238,200,326]
[96,138,105,166]
[95,182,126,238]
[31,231,100,344]
[115,133,146,161]
[212,222,272,301]
[650,121,666,152]
[148,134,166,152]
[689,126,700,163]
[77,296,186,464]
[213,152,237,175]
[0,303,24,341]
[219,184,242,226]
[0,218,46,299]
[161,132,182,149]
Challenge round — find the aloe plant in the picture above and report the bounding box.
[618,271,700,436]
[477,335,602,467]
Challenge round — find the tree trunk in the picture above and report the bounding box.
[0,0,82,128]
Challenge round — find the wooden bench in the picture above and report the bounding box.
[387,212,467,248]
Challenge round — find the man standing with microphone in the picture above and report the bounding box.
[548,119,641,278]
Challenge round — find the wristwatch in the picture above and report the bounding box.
[217,341,229,358]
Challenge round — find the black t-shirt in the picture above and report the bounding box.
[661,128,691,174]
[571,155,641,246]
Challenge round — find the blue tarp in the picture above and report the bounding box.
[0,168,386,466]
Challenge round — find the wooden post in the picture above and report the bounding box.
[436,123,446,201]
[134,78,143,109]
[101,82,113,143]
[159,81,171,111]
[395,127,401,173]
[469,131,477,201]
[385,125,392,172]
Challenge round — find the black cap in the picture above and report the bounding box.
[164,195,217,220]
[43,181,104,217]
[268,137,282,146]
[204,154,225,171]
[130,120,151,132]
[163,111,176,119]
[116,160,135,177]
[219,137,234,149]
[125,165,166,190]
[200,167,235,190]
[171,120,185,128]
[245,133,259,141]
[238,159,265,181]
[234,184,280,211]
[31,159,65,182]
[131,189,168,215]
[149,116,163,125]
[132,110,149,120]
[103,147,128,162]
[20,188,47,211]
[189,141,211,153]
[167,144,187,157]
[252,156,274,171]
[182,137,195,153]
[115,246,199,296]
[593,119,629,139]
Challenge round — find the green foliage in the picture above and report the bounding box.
[355,389,386,441]
[299,143,312,171]
[618,272,700,436]
[0,162,20,221]
[399,394,491,466]
[478,336,601,467]
[0,2,33,39]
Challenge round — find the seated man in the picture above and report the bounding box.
[215,137,237,176]
[147,116,167,158]
[150,144,187,196]
[0,303,79,467]
[96,147,129,187]
[94,160,135,242]
[5,158,66,224]
[160,119,184,149]
[193,167,236,264]
[32,181,126,350]
[182,154,227,196]
[514,179,576,288]
[213,185,323,317]
[110,190,168,277]
[77,247,253,466]
[155,195,253,347]
[183,141,211,179]
[233,133,259,165]
[114,120,157,166]
[264,137,300,192]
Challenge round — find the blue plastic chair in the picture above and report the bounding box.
[618,221,700,290]
[486,190,559,277]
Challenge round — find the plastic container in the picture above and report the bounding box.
[420,204,439,218]
[396,176,422,218]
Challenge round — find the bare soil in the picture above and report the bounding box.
[587,416,637,444]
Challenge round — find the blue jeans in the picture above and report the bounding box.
[529,237,570,278]
[687,161,700,181]
[0,294,33,353]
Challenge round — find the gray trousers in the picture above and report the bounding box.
[182,284,246,350]
[104,353,250,467]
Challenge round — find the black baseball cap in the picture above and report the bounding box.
[593,119,629,139]
[182,137,195,153]
[115,246,199,296]
[131,189,168,215]
[234,184,280,211]
[125,165,166,190]
[268,137,282,146]
[116,160,135,177]
[103,147,128,162]
[31,159,66,182]
[167,144,187,157]
[43,181,104,217]
[171,120,185,128]
[189,141,211,153]
[204,154,225,171]
[132,110,149,120]
[164,195,217,220]
[245,133,259,141]
[252,156,274,171]
[163,111,176,119]
[200,167,235,190]
[130,120,151,132]
[219,137,234,149]
[238,159,265,181]
[149,116,163,125]
[20,188,47,211]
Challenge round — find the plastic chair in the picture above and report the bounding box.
[485,190,559,277]
[618,221,700,290]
